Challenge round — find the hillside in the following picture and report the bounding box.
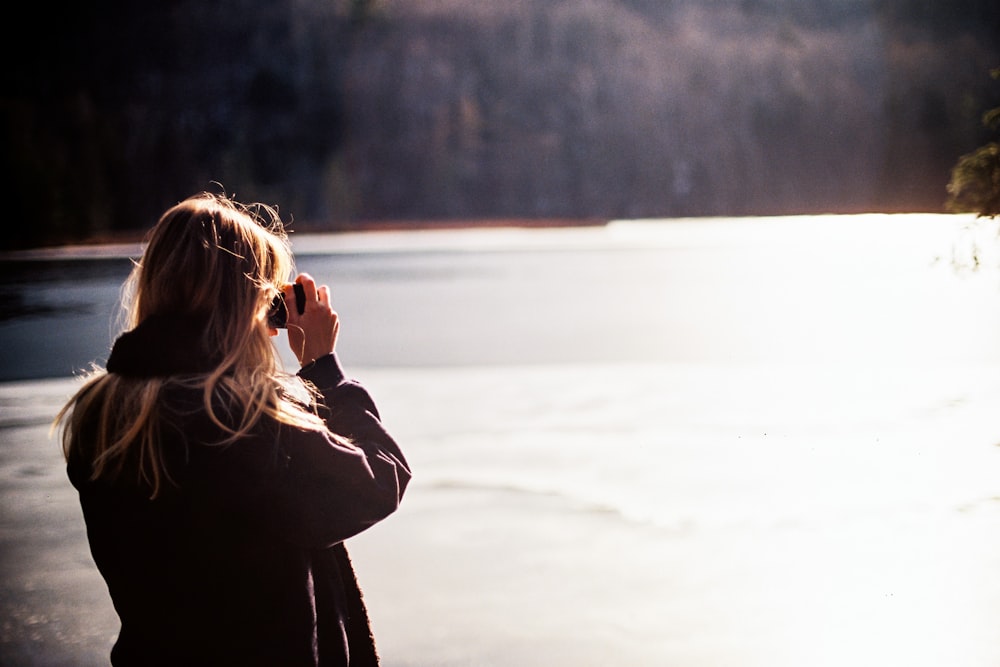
[345,0,999,219]
[3,0,999,247]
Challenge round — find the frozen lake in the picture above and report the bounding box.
[5,213,1000,378]
[3,213,1000,665]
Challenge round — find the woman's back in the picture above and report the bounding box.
[58,193,410,666]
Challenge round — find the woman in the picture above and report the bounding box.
[56,192,410,666]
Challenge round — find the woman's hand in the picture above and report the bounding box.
[284,273,340,367]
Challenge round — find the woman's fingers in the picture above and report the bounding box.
[284,273,338,366]
[295,272,317,304]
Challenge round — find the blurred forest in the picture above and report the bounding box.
[3,0,999,248]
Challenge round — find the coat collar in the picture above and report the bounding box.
[106,314,221,378]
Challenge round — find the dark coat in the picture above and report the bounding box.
[67,319,411,667]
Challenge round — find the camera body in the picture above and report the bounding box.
[267,283,306,329]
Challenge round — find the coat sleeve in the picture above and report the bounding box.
[268,354,411,549]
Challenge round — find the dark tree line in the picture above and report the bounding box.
[3,0,360,248]
[2,0,999,249]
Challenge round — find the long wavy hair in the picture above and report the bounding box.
[56,192,329,497]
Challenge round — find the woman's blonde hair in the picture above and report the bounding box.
[56,192,329,497]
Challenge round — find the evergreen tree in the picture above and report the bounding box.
[947,68,1000,218]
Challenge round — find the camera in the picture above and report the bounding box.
[267,283,306,329]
